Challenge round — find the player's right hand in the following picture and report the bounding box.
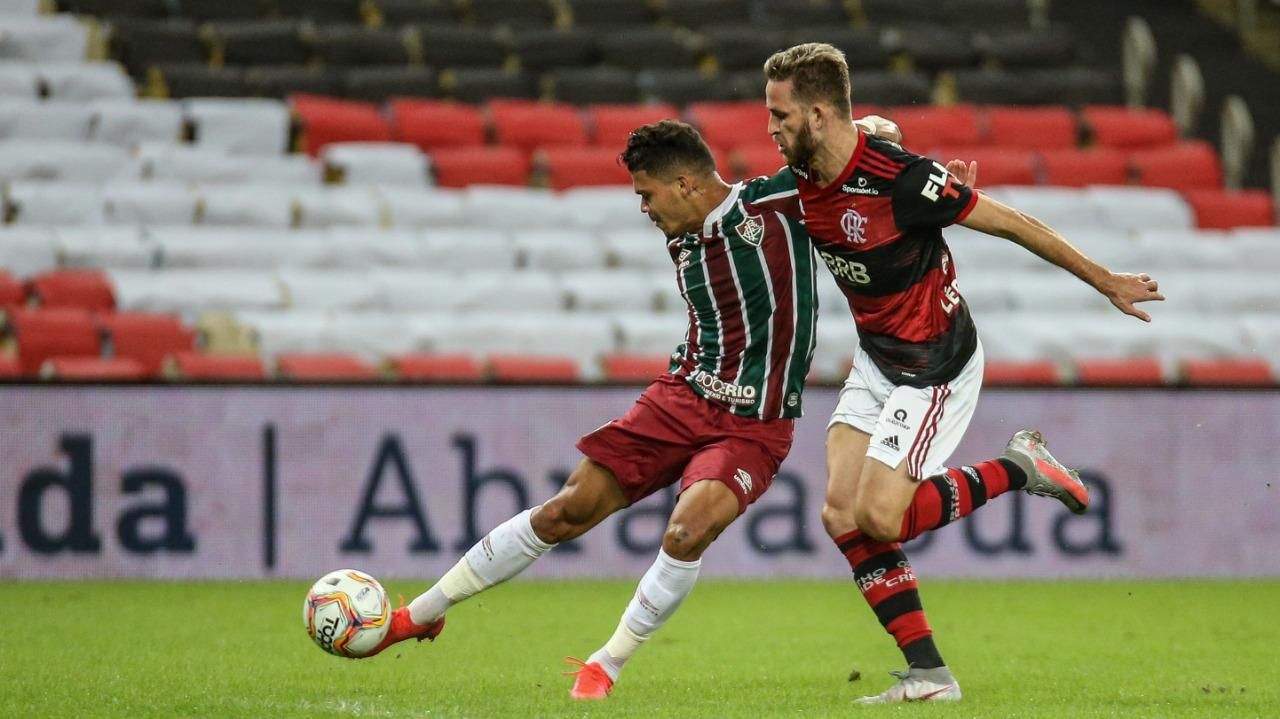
[946,159,977,188]
[1102,271,1165,322]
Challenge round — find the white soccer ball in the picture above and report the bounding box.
[303,569,391,658]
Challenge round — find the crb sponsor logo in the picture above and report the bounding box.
[816,249,871,286]
[315,613,343,651]
[689,369,758,406]
[840,176,881,195]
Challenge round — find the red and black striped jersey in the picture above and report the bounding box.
[791,132,979,387]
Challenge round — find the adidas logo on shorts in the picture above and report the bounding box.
[881,435,900,451]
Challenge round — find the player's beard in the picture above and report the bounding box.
[781,123,818,167]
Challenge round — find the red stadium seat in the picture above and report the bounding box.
[386,352,485,382]
[100,312,197,376]
[488,354,580,382]
[600,352,668,382]
[984,106,1077,149]
[0,271,25,306]
[290,94,393,155]
[1131,140,1223,190]
[540,147,631,190]
[1074,357,1164,386]
[276,352,380,380]
[930,146,1037,185]
[0,354,18,378]
[41,357,147,381]
[8,308,101,375]
[165,352,266,381]
[1082,105,1178,149]
[732,145,788,181]
[587,103,679,148]
[1038,147,1130,186]
[390,99,488,150]
[890,105,982,150]
[1179,358,1274,387]
[983,359,1062,386]
[1181,189,1275,229]
[686,101,771,150]
[26,269,115,311]
[429,146,531,187]
[489,100,587,151]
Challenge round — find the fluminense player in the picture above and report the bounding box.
[761,43,1165,703]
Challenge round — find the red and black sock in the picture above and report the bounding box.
[898,458,1026,543]
[835,529,944,669]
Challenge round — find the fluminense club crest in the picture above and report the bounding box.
[735,213,765,246]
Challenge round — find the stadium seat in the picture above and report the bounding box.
[0,140,131,183]
[984,106,1077,149]
[489,100,587,151]
[894,25,978,72]
[322,142,429,185]
[929,146,1037,186]
[1082,105,1178,148]
[110,20,207,77]
[565,0,654,28]
[60,0,169,19]
[488,354,580,382]
[849,70,932,106]
[0,15,88,62]
[1083,186,1194,230]
[546,67,639,105]
[0,270,25,306]
[312,26,411,66]
[54,226,157,270]
[469,0,557,28]
[1178,358,1273,387]
[731,145,786,181]
[109,269,286,313]
[41,356,147,381]
[600,352,668,382]
[891,105,981,150]
[4,180,106,224]
[249,65,344,99]
[978,28,1077,68]
[164,351,266,380]
[786,27,889,70]
[1131,141,1223,190]
[757,0,849,29]
[1073,357,1164,386]
[1038,147,1130,186]
[196,184,297,227]
[429,146,530,187]
[89,99,185,146]
[511,29,598,73]
[664,0,752,29]
[173,0,263,22]
[275,0,364,23]
[374,187,466,227]
[416,26,508,68]
[587,103,679,148]
[0,63,40,98]
[275,352,380,380]
[186,97,291,154]
[951,69,1052,105]
[644,69,738,106]
[7,307,102,375]
[385,352,485,382]
[151,64,249,98]
[342,67,437,102]
[99,311,197,375]
[377,0,458,25]
[561,270,664,311]
[687,101,770,150]
[539,147,630,190]
[1181,189,1274,229]
[599,28,703,70]
[390,99,487,150]
[41,62,136,100]
[0,99,94,140]
[446,68,537,103]
[210,20,308,66]
[291,95,393,155]
[294,187,381,227]
[27,270,115,311]
[0,354,19,378]
[103,182,199,225]
[704,26,786,71]
[983,359,1062,386]
[141,144,321,184]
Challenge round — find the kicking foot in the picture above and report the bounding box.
[1002,430,1089,514]
[563,657,613,700]
[855,666,961,704]
[362,608,445,658]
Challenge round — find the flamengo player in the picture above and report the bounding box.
[356,120,824,699]
[763,44,1165,703]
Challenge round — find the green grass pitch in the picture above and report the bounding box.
[10,579,1279,718]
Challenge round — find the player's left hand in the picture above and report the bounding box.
[947,159,977,188]
[1102,272,1164,322]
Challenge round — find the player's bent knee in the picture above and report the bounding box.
[853,505,901,543]
[820,501,858,538]
[530,496,597,544]
[661,520,719,561]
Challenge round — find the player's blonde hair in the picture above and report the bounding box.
[763,43,852,118]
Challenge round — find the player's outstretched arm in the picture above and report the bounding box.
[959,194,1165,322]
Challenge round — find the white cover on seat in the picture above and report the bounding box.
[54,226,159,269]
[5,181,105,224]
[184,98,290,155]
[198,184,296,227]
[514,228,609,270]
[374,186,466,227]
[955,272,1014,313]
[599,227,673,270]
[560,186,651,229]
[1132,229,1241,272]
[1229,232,1280,272]
[463,185,571,228]
[985,187,1092,230]
[322,142,430,186]
[0,140,132,182]
[294,186,382,228]
[444,271,566,312]
[1166,270,1280,314]
[150,227,337,269]
[0,16,87,62]
[138,143,321,184]
[325,311,438,357]
[109,269,286,313]
[1084,186,1193,231]
[420,227,518,270]
[235,309,332,357]
[428,312,616,369]
[278,269,382,310]
[103,182,198,225]
[0,99,93,139]
[1004,272,1108,312]
[0,63,38,98]
[561,269,667,312]
[612,310,688,355]
[0,227,58,275]
[42,62,134,100]
[90,100,184,146]
[0,0,41,16]
[1239,314,1280,361]
[375,269,465,310]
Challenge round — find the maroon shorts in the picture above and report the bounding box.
[576,374,795,515]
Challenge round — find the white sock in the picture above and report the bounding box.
[408,507,552,625]
[588,549,701,680]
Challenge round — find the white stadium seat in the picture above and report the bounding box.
[54,226,158,269]
[561,269,668,312]
[321,142,430,186]
[0,0,41,16]
[0,140,133,182]
[419,227,519,271]
[514,228,610,270]
[374,186,466,227]
[41,62,134,100]
[138,143,322,184]
[1083,186,1194,231]
[198,184,296,227]
[0,63,38,98]
[90,100,184,146]
[0,227,58,275]
[0,16,87,62]
[985,187,1092,230]
[103,182,199,225]
[149,227,336,269]
[612,310,690,355]
[109,269,287,313]
[325,311,439,357]
[560,186,651,229]
[463,185,572,228]
[444,271,567,312]
[427,312,617,369]
[599,227,674,270]
[278,269,383,311]
[5,180,105,224]
[374,269,465,311]
[0,99,93,139]
[235,309,333,357]
[294,186,382,227]
[184,98,290,155]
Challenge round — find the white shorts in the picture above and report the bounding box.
[827,340,984,479]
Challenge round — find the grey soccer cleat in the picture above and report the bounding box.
[855,666,962,704]
[1001,430,1089,514]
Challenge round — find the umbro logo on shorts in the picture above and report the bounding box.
[881,435,900,451]
[734,468,753,494]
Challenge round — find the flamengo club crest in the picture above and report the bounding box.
[840,206,867,244]
[735,213,765,246]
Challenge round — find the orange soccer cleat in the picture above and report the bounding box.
[363,607,446,658]
[563,657,614,700]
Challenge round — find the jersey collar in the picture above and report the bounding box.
[700,182,744,238]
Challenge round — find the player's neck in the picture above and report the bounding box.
[694,176,733,222]
[809,125,860,186]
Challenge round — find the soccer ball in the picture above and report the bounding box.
[303,569,391,658]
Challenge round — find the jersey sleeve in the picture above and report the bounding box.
[745,167,802,219]
[890,156,978,229]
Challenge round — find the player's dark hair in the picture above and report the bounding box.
[619,120,716,179]
[764,42,852,117]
